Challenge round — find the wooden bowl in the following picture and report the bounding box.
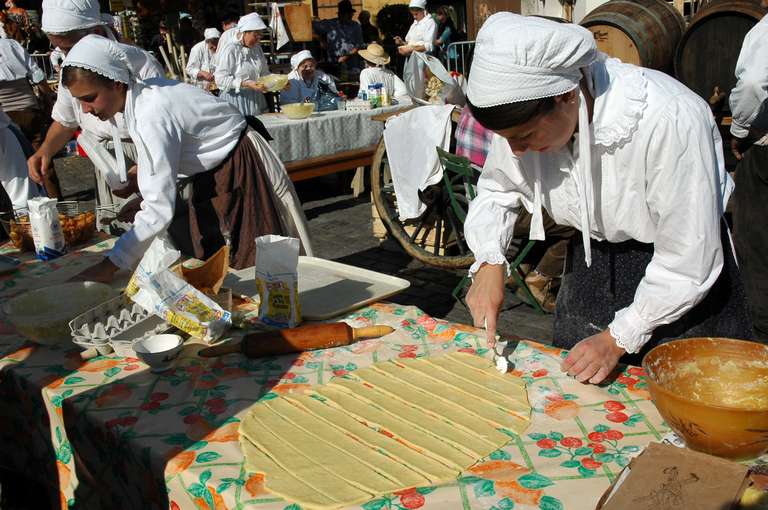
[643,338,768,459]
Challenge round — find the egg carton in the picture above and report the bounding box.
[69,293,174,356]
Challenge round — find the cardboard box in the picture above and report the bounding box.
[595,443,749,510]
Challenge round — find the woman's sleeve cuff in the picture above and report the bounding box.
[468,251,510,278]
[609,306,654,354]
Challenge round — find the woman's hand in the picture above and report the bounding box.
[28,149,53,185]
[112,164,139,199]
[561,330,625,384]
[70,258,120,284]
[398,46,413,56]
[393,36,405,46]
[465,263,505,348]
[116,196,143,223]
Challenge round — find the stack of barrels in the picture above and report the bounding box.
[577,0,764,113]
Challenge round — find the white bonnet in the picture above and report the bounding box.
[204,27,221,40]
[409,0,427,9]
[467,12,597,107]
[290,50,314,70]
[42,0,105,34]
[62,34,132,84]
[237,12,267,32]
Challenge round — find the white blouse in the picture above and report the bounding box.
[729,14,768,141]
[214,40,269,94]
[108,78,246,270]
[52,41,163,140]
[464,57,733,354]
[358,67,409,100]
[0,38,45,83]
[185,39,215,88]
[404,15,437,53]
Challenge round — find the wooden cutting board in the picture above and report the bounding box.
[284,4,313,42]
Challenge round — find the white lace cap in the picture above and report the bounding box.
[237,12,267,32]
[42,0,105,34]
[290,50,314,70]
[62,35,135,183]
[467,13,597,107]
[204,28,221,40]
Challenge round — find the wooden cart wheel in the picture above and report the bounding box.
[370,137,476,269]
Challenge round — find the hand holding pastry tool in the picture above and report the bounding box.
[199,323,395,358]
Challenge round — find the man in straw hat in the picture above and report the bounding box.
[358,43,408,101]
[28,0,163,215]
[186,27,221,90]
[463,13,753,384]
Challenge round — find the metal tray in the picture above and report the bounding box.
[296,257,411,320]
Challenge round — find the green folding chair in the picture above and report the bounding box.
[435,147,545,314]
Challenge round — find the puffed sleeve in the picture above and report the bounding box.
[185,43,204,80]
[108,111,182,270]
[729,27,768,138]
[420,17,437,53]
[464,134,535,276]
[51,83,80,129]
[214,44,242,93]
[609,97,726,353]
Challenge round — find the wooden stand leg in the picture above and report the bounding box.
[351,166,365,198]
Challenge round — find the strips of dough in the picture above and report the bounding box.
[239,352,531,510]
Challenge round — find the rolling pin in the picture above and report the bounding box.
[198,323,395,358]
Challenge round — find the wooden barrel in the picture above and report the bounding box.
[580,0,685,72]
[675,0,764,106]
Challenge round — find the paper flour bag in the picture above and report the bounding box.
[28,197,66,260]
[255,235,301,328]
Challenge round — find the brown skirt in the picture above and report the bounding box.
[168,129,285,269]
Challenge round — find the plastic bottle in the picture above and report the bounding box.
[380,84,391,106]
[368,84,379,108]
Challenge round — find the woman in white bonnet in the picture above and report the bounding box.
[60,35,300,281]
[464,13,754,384]
[280,49,337,105]
[214,12,271,116]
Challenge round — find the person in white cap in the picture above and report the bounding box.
[729,1,768,341]
[463,13,753,384]
[28,0,163,215]
[214,12,270,116]
[357,42,409,101]
[60,35,311,282]
[186,27,220,90]
[280,49,337,105]
[394,0,437,57]
[0,107,44,210]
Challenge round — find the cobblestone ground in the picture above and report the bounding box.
[54,155,555,344]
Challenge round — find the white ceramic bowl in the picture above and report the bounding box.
[134,334,183,373]
[2,282,116,345]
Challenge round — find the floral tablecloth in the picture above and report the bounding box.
[0,241,762,510]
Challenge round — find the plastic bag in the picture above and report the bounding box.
[315,82,339,112]
[28,197,66,260]
[403,52,465,106]
[255,235,301,328]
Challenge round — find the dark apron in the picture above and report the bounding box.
[553,219,755,364]
[168,128,285,270]
[733,143,768,339]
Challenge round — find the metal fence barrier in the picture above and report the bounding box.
[31,52,57,81]
[446,41,475,78]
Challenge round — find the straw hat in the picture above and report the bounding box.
[358,43,390,65]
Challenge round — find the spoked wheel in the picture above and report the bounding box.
[371,138,475,269]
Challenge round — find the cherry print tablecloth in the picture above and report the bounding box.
[0,240,764,510]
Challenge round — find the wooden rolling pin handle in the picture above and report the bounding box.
[352,325,395,339]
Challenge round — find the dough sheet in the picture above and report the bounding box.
[239,352,531,509]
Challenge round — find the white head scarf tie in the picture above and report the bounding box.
[290,50,314,71]
[41,0,105,34]
[204,28,221,40]
[467,13,598,267]
[62,34,144,183]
